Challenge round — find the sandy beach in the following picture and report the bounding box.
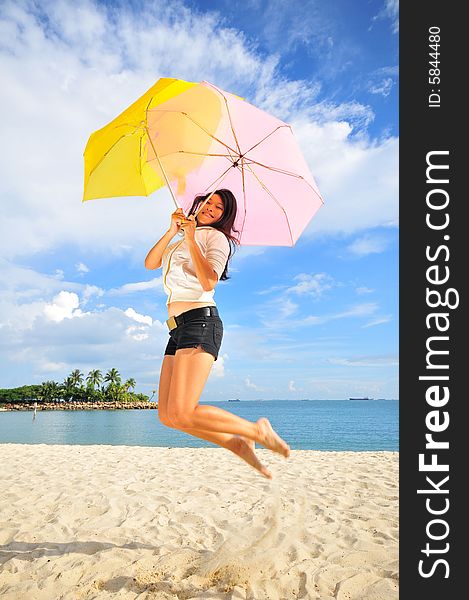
[0,444,398,600]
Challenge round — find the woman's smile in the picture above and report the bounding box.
[197,194,224,224]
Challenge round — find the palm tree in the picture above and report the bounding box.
[49,381,60,402]
[62,376,75,402]
[86,369,103,390]
[104,368,121,387]
[39,381,54,403]
[123,378,136,392]
[69,369,84,389]
[104,368,122,402]
[85,369,103,403]
[67,369,84,402]
[120,378,136,403]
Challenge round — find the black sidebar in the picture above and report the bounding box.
[400,3,463,598]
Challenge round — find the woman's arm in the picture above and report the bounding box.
[187,238,219,291]
[144,209,183,270]
[183,217,220,291]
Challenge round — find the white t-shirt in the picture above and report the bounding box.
[161,226,230,305]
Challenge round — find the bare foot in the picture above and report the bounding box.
[256,418,290,458]
[231,436,272,479]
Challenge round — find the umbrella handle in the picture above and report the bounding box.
[144,125,180,211]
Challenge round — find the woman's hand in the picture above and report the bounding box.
[181,215,197,242]
[169,208,185,235]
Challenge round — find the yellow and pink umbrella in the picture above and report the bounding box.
[83,78,324,246]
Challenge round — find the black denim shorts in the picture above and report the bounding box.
[164,310,224,361]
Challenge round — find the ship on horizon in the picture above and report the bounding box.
[349,396,373,401]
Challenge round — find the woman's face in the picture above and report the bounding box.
[196,193,225,226]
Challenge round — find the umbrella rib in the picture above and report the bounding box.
[144,125,179,208]
[157,150,235,159]
[184,112,239,155]
[88,131,143,178]
[110,122,141,131]
[200,163,238,196]
[220,91,242,156]
[194,163,238,218]
[239,157,248,239]
[244,164,295,246]
[243,159,325,201]
[203,81,242,155]
[244,125,290,155]
[139,135,146,193]
[244,159,304,179]
[149,109,240,157]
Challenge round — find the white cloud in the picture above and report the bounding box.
[302,302,378,326]
[109,277,163,295]
[37,361,68,373]
[43,291,82,322]
[288,380,296,391]
[334,302,379,318]
[123,307,154,340]
[0,298,48,331]
[370,0,399,34]
[369,77,394,97]
[244,377,263,391]
[255,273,339,300]
[241,0,332,55]
[356,286,374,295]
[1,301,169,388]
[82,284,105,304]
[76,262,90,274]
[0,261,107,329]
[124,307,153,326]
[125,325,150,341]
[293,121,398,236]
[347,234,391,257]
[286,273,335,297]
[363,315,392,328]
[256,284,288,296]
[258,296,299,328]
[367,66,398,98]
[210,353,227,378]
[328,356,398,367]
[0,260,74,297]
[0,260,170,389]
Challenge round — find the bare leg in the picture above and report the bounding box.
[158,354,273,478]
[166,347,290,457]
[159,355,234,447]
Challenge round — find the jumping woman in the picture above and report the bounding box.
[144,189,290,479]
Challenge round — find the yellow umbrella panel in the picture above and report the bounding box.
[83,77,196,202]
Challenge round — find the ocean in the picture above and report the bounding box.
[0,400,398,451]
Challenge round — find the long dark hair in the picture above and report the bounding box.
[187,189,239,281]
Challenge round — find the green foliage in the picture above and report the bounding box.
[0,370,150,405]
[0,385,42,404]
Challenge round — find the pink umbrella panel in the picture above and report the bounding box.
[145,81,324,247]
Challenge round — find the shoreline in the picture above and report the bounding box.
[0,401,158,411]
[0,444,398,599]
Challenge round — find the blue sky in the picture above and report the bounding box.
[0,0,398,400]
